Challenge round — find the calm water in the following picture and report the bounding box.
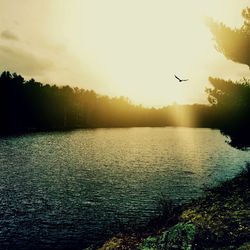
[0,127,249,249]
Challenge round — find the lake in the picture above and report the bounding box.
[0,127,249,249]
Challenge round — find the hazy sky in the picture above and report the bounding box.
[1,0,250,106]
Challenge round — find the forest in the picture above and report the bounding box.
[0,71,213,131]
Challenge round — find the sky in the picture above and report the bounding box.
[1,0,250,107]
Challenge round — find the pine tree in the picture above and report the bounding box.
[206,8,250,149]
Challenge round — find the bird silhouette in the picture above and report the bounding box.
[174,75,189,82]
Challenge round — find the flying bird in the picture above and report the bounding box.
[174,75,189,82]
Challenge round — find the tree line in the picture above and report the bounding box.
[0,71,213,133]
[0,69,249,134]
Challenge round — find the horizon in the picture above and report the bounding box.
[1,0,250,107]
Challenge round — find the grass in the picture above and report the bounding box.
[181,163,250,249]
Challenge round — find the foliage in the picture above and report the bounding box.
[207,8,250,67]
[206,8,250,149]
[206,77,250,129]
[138,236,159,250]
[138,223,196,250]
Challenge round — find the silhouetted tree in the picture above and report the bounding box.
[207,8,250,149]
[207,8,250,67]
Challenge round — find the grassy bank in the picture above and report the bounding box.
[91,163,250,250]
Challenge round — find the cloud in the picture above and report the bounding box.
[1,30,19,41]
[0,45,54,76]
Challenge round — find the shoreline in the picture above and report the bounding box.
[94,163,250,249]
